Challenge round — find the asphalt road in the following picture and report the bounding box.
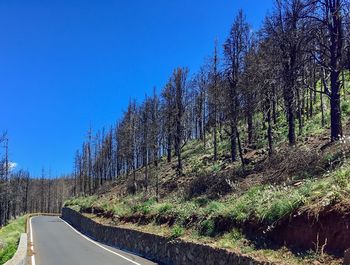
[30,216,158,265]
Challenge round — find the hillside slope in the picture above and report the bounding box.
[65,93,350,264]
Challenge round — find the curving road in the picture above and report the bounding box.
[30,216,158,265]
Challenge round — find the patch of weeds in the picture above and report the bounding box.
[111,204,130,216]
[0,243,17,265]
[218,229,245,249]
[332,166,350,189]
[156,203,173,215]
[212,163,222,173]
[240,244,256,254]
[69,205,81,212]
[341,100,350,116]
[132,197,157,215]
[323,153,336,166]
[262,192,303,224]
[198,219,215,237]
[169,225,184,240]
[227,185,306,225]
[193,197,209,207]
[203,201,226,216]
[175,201,198,225]
[0,216,26,264]
[64,196,98,212]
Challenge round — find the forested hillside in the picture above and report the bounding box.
[65,1,350,264]
[72,0,350,197]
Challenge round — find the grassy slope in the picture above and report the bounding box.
[65,73,350,264]
[65,158,349,264]
[0,216,26,265]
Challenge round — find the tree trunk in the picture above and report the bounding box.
[267,106,273,156]
[321,79,326,127]
[230,124,237,162]
[297,87,303,135]
[272,86,277,124]
[247,113,253,145]
[330,72,342,141]
[342,70,346,100]
[287,100,296,146]
[167,133,172,162]
[213,122,218,161]
[236,129,245,171]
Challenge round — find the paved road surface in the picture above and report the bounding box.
[31,216,158,265]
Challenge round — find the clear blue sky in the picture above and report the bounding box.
[0,0,273,177]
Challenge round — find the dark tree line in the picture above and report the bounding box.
[73,0,349,197]
[0,133,74,226]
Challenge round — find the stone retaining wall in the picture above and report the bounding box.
[62,207,274,265]
[4,233,27,265]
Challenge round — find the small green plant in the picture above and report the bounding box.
[332,166,350,189]
[132,198,156,215]
[229,228,244,241]
[203,201,225,216]
[169,225,184,239]
[212,163,221,173]
[157,203,173,215]
[199,219,215,237]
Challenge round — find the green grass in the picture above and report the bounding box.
[169,225,184,239]
[0,216,26,265]
[65,155,350,237]
[64,195,98,212]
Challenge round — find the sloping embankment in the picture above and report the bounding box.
[268,202,350,256]
[61,207,275,265]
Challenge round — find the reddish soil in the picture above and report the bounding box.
[270,201,350,256]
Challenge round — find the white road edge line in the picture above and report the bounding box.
[59,217,141,265]
[30,217,36,265]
